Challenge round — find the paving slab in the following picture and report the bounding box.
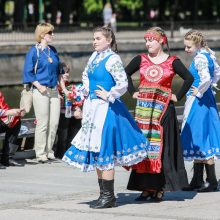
[0,159,220,220]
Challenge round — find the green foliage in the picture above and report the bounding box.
[117,0,143,10]
[83,0,103,14]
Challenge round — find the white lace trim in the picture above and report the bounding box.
[184,155,218,161]
[62,149,147,172]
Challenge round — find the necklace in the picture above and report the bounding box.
[42,47,53,63]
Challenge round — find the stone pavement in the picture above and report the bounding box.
[0,158,220,220]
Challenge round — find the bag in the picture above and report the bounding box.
[20,45,39,113]
[20,85,33,113]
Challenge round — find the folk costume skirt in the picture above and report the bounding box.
[63,98,149,172]
[181,88,220,160]
[127,102,189,191]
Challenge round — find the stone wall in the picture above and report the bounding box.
[0,40,220,85]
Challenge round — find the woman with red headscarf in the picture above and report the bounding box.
[125,27,194,201]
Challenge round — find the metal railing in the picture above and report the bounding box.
[0,20,220,43]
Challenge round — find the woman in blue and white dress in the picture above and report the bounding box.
[62,26,149,208]
[181,30,220,192]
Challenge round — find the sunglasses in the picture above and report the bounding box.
[46,31,53,35]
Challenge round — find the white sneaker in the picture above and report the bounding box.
[47,153,55,160]
[37,155,48,163]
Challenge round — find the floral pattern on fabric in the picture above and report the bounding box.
[63,144,147,172]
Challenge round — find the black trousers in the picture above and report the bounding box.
[0,120,21,164]
[53,113,81,159]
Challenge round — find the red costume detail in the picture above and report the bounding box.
[139,54,176,89]
[133,54,177,173]
[144,32,167,45]
[0,92,20,128]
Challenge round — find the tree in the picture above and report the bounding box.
[83,0,103,15]
[116,0,143,21]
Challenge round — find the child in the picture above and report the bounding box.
[0,91,25,168]
[53,63,84,159]
[181,30,220,192]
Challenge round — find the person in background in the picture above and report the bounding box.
[125,26,193,202]
[53,63,83,159]
[23,23,68,163]
[103,2,112,26]
[181,30,220,192]
[0,91,25,168]
[63,26,149,209]
[110,13,117,33]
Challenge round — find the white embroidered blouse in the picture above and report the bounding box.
[194,48,220,98]
[82,49,128,103]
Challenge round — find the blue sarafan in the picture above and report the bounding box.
[181,49,220,160]
[63,49,149,172]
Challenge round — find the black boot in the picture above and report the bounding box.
[182,163,204,191]
[8,143,22,167]
[197,164,218,192]
[91,179,116,209]
[90,179,103,208]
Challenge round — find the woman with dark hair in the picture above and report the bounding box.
[125,27,193,201]
[63,26,149,209]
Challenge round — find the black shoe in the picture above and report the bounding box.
[91,179,116,209]
[8,159,23,167]
[0,164,6,169]
[150,191,164,202]
[197,182,218,192]
[1,160,9,167]
[135,191,154,201]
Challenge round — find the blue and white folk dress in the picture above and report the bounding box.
[181,48,220,160]
[62,49,149,172]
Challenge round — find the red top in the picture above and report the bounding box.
[131,54,177,174]
[139,54,177,89]
[0,92,20,128]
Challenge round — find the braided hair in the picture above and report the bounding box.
[93,26,118,53]
[184,30,212,54]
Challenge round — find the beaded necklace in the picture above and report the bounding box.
[42,47,53,63]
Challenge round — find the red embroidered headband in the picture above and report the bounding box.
[144,31,167,45]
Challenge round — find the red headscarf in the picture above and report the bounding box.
[144,31,167,45]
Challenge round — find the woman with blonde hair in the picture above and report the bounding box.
[23,23,68,163]
[181,30,220,192]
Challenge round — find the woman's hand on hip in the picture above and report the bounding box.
[132,92,140,99]
[191,86,199,96]
[95,85,109,101]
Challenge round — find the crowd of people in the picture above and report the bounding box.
[0,21,219,209]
